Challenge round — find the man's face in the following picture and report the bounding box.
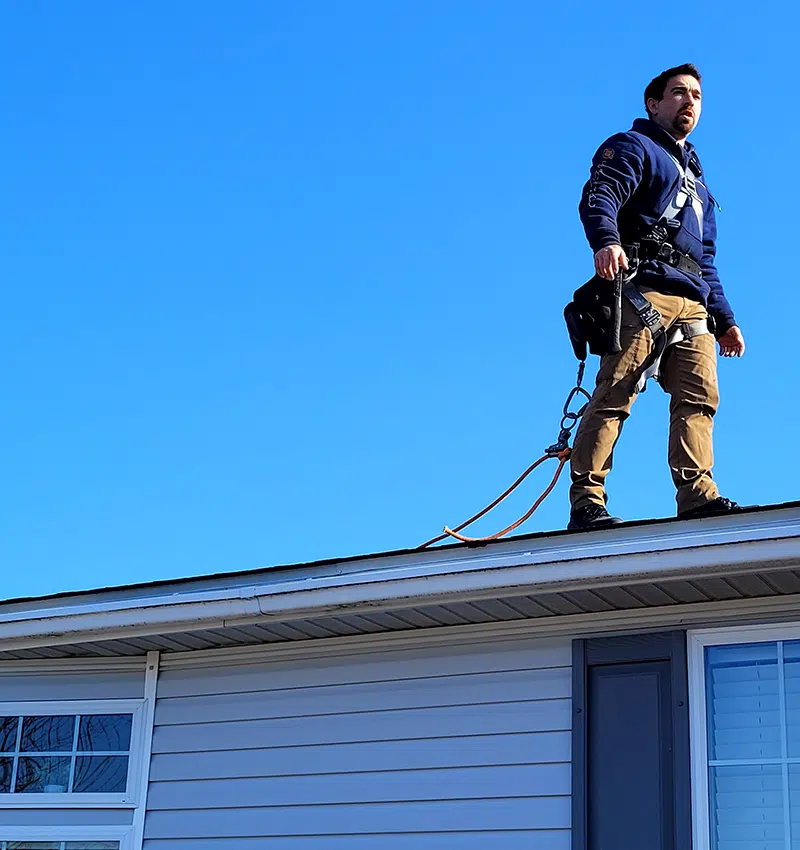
[647,74,702,140]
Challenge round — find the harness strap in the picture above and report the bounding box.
[620,271,711,393]
[626,240,703,280]
[684,169,705,239]
[629,131,705,238]
[623,277,663,336]
[634,317,711,394]
[659,157,704,237]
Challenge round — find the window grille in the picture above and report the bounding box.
[0,714,133,796]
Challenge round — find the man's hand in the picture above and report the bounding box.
[594,245,629,280]
[718,325,745,358]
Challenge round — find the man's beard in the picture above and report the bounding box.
[671,113,694,137]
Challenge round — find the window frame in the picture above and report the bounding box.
[0,699,146,809]
[688,623,800,850]
[0,824,133,849]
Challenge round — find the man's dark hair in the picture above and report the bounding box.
[644,64,701,117]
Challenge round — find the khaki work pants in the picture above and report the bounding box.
[570,288,720,515]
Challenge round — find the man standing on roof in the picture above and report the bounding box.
[567,63,745,531]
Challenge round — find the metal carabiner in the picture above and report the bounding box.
[544,361,592,456]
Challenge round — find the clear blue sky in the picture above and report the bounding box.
[1,1,796,600]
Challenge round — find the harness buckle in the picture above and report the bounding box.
[639,303,663,333]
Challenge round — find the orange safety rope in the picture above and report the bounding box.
[417,448,571,548]
[418,361,589,549]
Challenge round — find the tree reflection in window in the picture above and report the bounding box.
[21,717,74,752]
[0,714,132,794]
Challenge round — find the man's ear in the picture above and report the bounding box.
[646,97,659,116]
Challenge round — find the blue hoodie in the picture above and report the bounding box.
[579,117,736,335]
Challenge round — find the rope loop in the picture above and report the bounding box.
[418,448,570,548]
[418,360,590,549]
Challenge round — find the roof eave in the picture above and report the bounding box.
[1,507,799,654]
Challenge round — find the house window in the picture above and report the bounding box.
[0,714,133,795]
[0,653,157,850]
[0,700,146,809]
[690,627,800,850]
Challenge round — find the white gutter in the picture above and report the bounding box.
[1,508,799,653]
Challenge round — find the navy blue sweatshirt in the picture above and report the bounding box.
[579,118,736,335]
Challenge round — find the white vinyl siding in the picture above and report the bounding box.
[144,636,571,848]
[0,812,133,827]
[0,672,144,703]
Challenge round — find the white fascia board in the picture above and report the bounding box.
[254,530,800,615]
[0,584,265,625]
[1,508,799,652]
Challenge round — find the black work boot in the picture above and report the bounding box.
[678,496,744,520]
[568,503,624,531]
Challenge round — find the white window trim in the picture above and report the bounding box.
[688,622,800,850]
[0,698,146,809]
[0,824,133,849]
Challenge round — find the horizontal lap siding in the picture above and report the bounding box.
[0,669,144,700]
[141,833,569,850]
[144,636,571,847]
[0,809,134,827]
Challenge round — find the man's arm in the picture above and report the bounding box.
[700,201,745,356]
[579,135,645,278]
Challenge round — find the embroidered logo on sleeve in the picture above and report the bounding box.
[602,148,615,159]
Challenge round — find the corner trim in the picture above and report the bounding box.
[571,639,587,850]
[130,650,159,850]
[687,632,710,850]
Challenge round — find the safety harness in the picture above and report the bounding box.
[565,136,713,392]
[622,277,710,392]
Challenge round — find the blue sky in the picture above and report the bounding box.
[1,1,797,600]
